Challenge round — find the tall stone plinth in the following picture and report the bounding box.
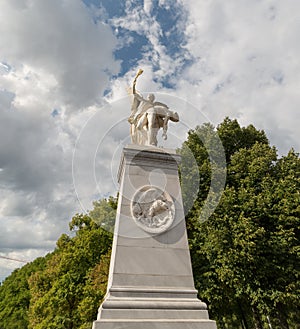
[93,145,217,329]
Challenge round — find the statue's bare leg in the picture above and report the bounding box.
[147,112,159,146]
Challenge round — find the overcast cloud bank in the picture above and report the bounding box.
[0,0,299,281]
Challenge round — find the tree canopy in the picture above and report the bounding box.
[181,118,299,329]
[0,199,115,329]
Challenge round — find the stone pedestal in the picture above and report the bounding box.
[93,145,217,329]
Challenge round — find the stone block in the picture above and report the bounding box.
[93,146,217,329]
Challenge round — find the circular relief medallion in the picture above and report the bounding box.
[131,186,175,234]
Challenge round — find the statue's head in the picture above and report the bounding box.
[147,93,155,102]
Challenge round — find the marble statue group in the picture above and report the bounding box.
[128,69,179,146]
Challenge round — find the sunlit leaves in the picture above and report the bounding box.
[184,118,300,328]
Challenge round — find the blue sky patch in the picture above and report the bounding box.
[82,0,125,18]
[114,30,149,76]
[51,109,59,117]
[82,0,191,88]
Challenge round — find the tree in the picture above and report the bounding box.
[77,251,111,329]
[178,122,226,224]
[89,196,117,233]
[0,256,49,329]
[0,198,115,329]
[216,117,268,164]
[28,214,113,329]
[181,118,299,329]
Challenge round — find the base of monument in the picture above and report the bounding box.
[92,287,217,329]
[93,319,217,329]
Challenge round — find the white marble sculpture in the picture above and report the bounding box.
[128,69,179,146]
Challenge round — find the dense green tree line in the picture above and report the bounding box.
[0,202,115,329]
[0,256,49,328]
[28,213,113,329]
[180,118,299,329]
[0,118,298,329]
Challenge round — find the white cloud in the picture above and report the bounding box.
[178,0,300,153]
[107,0,298,152]
[0,0,120,109]
[111,0,189,81]
[0,248,50,283]
[143,0,152,15]
[107,0,300,152]
[0,0,299,282]
[0,0,121,280]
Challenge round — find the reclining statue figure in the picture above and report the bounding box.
[128,69,179,146]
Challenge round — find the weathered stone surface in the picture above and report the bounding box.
[92,145,217,329]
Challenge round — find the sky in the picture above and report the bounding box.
[0,0,299,282]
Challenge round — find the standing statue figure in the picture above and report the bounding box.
[128,69,179,146]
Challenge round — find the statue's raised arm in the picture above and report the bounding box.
[128,69,179,147]
[132,68,143,95]
[128,69,144,126]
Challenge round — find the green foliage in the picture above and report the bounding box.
[178,122,226,222]
[28,214,113,329]
[0,198,115,329]
[217,117,269,163]
[89,196,117,233]
[0,256,49,329]
[183,118,300,329]
[77,251,111,329]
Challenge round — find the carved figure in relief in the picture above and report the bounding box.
[132,195,171,228]
[131,187,175,233]
[128,69,179,146]
[148,199,169,219]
